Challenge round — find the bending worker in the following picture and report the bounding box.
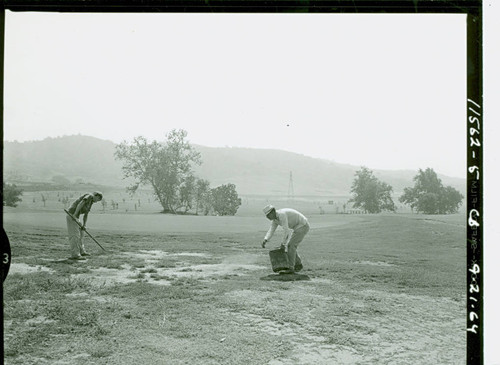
[66,191,103,260]
[262,205,310,274]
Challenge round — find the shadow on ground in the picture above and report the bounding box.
[259,273,311,281]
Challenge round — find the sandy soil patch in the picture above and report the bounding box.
[225,309,363,364]
[8,263,54,275]
[158,252,266,279]
[72,267,138,286]
[25,316,56,326]
[350,291,465,364]
[157,263,265,279]
[120,250,210,263]
[310,277,333,284]
[222,284,464,364]
[72,252,266,286]
[351,260,395,267]
[260,274,311,282]
[223,288,364,364]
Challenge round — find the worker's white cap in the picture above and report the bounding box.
[262,204,275,215]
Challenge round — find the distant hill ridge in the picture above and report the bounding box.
[3,135,465,196]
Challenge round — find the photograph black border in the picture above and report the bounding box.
[0,1,483,364]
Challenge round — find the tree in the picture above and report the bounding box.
[399,168,464,214]
[177,174,196,214]
[115,130,201,213]
[194,179,211,215]
[210,183,242,216]
[3,182,23,207]
[349,167,396,213]
[440,186,464,214]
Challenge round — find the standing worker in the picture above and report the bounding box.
[66,191,103,260]
[261,205,310,274]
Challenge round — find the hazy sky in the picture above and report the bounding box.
[4,12,466,178]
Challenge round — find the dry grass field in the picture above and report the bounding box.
[3,204,466,364]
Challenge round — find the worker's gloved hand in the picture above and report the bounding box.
[281,243,288,253]
[261,239,268,248]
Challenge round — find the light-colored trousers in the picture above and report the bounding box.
[66,215,86,258]
[287,223,310,269]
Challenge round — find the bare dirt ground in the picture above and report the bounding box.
[3,213,466,364]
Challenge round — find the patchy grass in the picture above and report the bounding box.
[140,268,158,274]
[3,214,466,364]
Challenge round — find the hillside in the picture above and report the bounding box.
[3,135,125,188]
[3,135,465,196]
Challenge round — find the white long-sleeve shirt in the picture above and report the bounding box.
[264,208,309,247]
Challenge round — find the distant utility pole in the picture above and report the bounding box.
[288,171,295,201]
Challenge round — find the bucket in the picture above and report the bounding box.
[269,248,289,272]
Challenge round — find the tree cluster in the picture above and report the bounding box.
[399,168,463,214]
[3,182,23,207]
[210,183,242,216]
[349,166,463,215]
[349,167,396,213]
[115,130,242,216]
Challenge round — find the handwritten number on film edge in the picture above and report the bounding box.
[466,99,481,336]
